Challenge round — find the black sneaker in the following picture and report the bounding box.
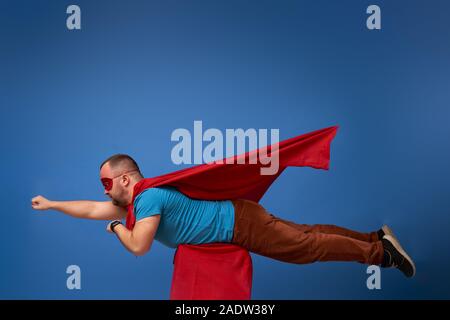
[382,235,416,278]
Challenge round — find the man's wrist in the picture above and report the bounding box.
[48,201,56,210]
[47,201,57,210]
[110,220,122,233]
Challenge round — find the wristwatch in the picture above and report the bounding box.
[110,220,122,233]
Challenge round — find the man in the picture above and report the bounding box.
[31,154,416,277]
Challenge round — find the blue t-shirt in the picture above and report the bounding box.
[133,186,235,248]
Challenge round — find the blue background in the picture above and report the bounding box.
[1,0,449,299]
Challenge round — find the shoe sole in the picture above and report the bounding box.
[383,234,416,277]
[382,225,395,238]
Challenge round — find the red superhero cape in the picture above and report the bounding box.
[126,125,339,230]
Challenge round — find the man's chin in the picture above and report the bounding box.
[111,199,121,206]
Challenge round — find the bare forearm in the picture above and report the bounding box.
[106,216,159,256]
[50,200,98,219]
[114,224,144,255]
[32,195,127,220]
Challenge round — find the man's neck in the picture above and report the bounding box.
[127,176,144,205]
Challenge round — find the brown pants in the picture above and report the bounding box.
[231,199,384,265]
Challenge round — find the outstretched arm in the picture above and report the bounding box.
[31,195,127,220]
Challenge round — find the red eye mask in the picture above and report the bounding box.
[101,178,113,191]
[100,170,138,191]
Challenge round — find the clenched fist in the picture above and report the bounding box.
[31,195,53,210]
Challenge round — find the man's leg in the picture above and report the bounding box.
[268,214,380,243]
[231,199,383,265]
[230,199,415,277]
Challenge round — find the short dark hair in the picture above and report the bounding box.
[100,154,142,175]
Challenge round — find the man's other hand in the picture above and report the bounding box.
[31,195,53,210]
[107,220,122,233]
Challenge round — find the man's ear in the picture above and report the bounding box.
[122,174,131,187]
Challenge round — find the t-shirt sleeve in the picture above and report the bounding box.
[134,188,164,221]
